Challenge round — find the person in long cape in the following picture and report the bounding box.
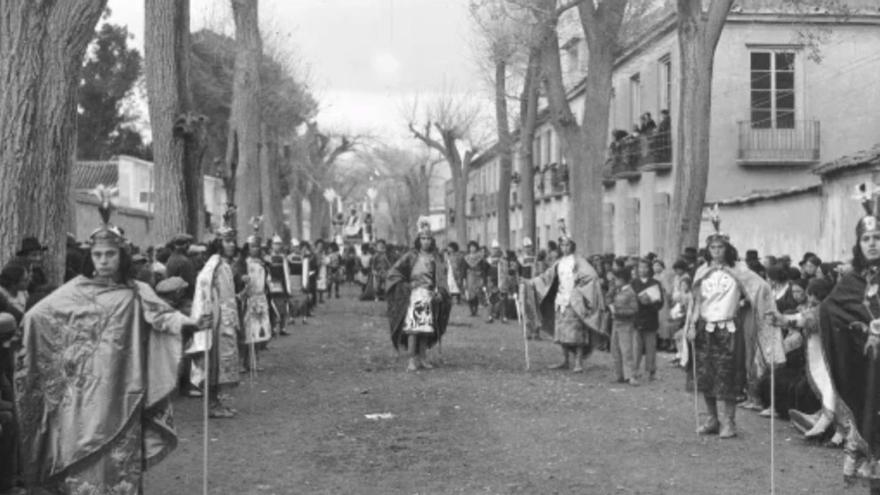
[265,234,292,336]
[526,226,605,373]
[14,185,199,494]
[189,213,242,419]
[797,182,880,489]
[386,218,452,371]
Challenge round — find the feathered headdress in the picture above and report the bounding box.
[89,184,125,247]
[216,203,237,240]
[853,182,880,236]
[246,215,264,245]
[558,218,570,241]
[416,216,432,236]
[705,204,730,244]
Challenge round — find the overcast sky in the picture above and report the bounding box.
[107,0,490,145]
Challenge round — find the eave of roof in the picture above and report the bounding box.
[813,143,880,176]
[711,184,821,207]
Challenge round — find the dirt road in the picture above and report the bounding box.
[147,286,843,494]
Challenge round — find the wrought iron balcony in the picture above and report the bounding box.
[603,131,672,182]
[737,120,820,165]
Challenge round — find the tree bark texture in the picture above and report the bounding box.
[664,0,733,262]
[541,0,626,256]
[259,125,283,237]
[494,59,513,249]
[145,0,204,242]
[229,0,262,237]
[518,48,541,249]
[0,0,106,283]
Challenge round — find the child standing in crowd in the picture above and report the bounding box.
[609,268,640,385]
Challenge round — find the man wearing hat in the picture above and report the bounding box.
[165,233,197,301]
[15,236,51,307]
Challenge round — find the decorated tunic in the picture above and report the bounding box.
[386,250,451,350]
[243,257,272,344]
[189,254,241,387]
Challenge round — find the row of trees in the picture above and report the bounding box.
[0,0,353,282]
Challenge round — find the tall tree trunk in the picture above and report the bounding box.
[0,0,105,283]
[541,1,627,256]
[259,124,283,237]
[495,59,513,249]
[518,48,541,248]
[229,0,262,236]
[451,164,468,244]
[307,187,328,241]
[146,0,202,242]
[665,0,733,261]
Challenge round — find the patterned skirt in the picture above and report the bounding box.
[554,305,590,347]
[694,319,746,401]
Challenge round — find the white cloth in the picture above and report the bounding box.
[699,269,740,333]
[555,255,576,312]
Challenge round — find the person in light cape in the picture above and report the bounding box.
[14,185,200,494]
[525,235,605,373]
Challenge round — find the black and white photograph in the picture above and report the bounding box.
[1,0,880,493]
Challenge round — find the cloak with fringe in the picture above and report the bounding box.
[14,276,186,486]
[386,250,451,351]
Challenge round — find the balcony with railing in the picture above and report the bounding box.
[603,129,672,184]
[737,120,820,165]
[535,163,570,199]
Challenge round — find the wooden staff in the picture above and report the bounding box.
[515,287,530,371]
[203,338,210,495]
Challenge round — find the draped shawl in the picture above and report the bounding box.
[14,276,184,485]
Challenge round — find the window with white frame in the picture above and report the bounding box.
[750,51,795,129]
[658,54,671,112]
[629,73,641,130]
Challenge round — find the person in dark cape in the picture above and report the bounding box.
[386,217,452,372]
[14,185,201,494]
[801,182,880,489]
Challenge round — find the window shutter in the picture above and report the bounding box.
[602,203,614,254]
[653,193,670,257]
[624,198,640,255]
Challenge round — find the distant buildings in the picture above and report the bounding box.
[71,155,226,246]
[463,0,880,258]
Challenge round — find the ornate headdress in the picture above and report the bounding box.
[416,216,432,236]
[558,218,570,242]
[216,203,237,240]
[271,234,283,244]
[705,204,730,244]
[246,215,263,245]
[89,185,125,248]
[854,182,880,237]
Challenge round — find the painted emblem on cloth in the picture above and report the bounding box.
[701,270,734,298]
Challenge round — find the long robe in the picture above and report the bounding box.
[242,257,272,344]
[15,276,185,493]
[527,255,605,344]
[816,267,880,485]
[190,254,241,387]
[386,250,451,351]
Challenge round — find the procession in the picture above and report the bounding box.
[3,0,880,493]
